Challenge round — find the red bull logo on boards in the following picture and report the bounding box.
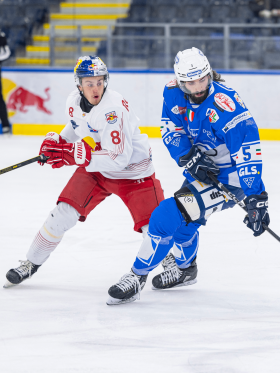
[2,78,52,117]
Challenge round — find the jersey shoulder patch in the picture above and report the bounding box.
[206,85,251,132]
[166,79,179,90]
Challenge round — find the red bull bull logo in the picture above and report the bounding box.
[7,87,52,115]
[2,78,52,117]
[89,63,98,71]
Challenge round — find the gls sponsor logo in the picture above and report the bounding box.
[164,133,180,145]
[239,165,258,177]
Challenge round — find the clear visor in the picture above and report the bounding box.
[76,72,109,88]
[178,74,212,95]
[80,77,105,88]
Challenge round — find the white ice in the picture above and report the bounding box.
[0,136,280,373]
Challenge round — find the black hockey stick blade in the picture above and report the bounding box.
[207,171,280,243]
[0,154,48,176]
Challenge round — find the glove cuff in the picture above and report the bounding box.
[74,141,91,166]
[178,146,197,167]
[244,191,268,206]
[44,132,61,143]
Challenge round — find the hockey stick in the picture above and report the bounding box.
[0,154,48,176]
[207,171,280,243]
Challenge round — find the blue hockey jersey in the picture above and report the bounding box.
[161,79,265,196]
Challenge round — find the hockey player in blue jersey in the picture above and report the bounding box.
[107,47,270,306]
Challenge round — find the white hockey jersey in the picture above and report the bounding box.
[60,88,155,179]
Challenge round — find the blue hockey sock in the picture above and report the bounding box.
[132,197,187,275]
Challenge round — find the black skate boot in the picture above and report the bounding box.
[162,251,176,271]
[107,270,148,305]
[4,260,41,288]
[152,257,198,290]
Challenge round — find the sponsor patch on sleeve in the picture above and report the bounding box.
[171,105,180,115]
[234,92,246,109]
[222,111,252,133]
[87,123,98,133]
[71,120,79,130]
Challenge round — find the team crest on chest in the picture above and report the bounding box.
[214,93,236,112]
[105,111,118,124]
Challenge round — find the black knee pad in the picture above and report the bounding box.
[174,187,201,224]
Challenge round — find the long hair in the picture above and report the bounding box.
[212,70,225,82]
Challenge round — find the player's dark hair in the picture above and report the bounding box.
[212,70,225,82]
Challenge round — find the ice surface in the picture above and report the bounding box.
[0,136,280,373]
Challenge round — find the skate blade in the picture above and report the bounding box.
[152,278,197,291]
[3,279,18,288]
[106,294,138,306]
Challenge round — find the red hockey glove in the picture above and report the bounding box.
[39,132,92,169]
[39,132,66,166]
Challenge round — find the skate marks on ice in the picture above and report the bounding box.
[0,137,280,372]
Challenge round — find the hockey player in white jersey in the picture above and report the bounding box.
[4,56,164,291]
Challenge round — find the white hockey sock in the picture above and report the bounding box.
[26,202,80,265]
[141,224,149,239]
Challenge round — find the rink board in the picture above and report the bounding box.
[2,68,280,139]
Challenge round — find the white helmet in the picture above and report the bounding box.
[174,47,213,94]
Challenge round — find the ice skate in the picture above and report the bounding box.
[152,257,197,290]
[107,271,148,305]
[1,124,12,137]
[4,260,41,288]
[162,251,176,271]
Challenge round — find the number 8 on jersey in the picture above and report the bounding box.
[111,130,121,145]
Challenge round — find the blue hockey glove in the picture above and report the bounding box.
[179,146,220,185]
[243,192,270,237]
